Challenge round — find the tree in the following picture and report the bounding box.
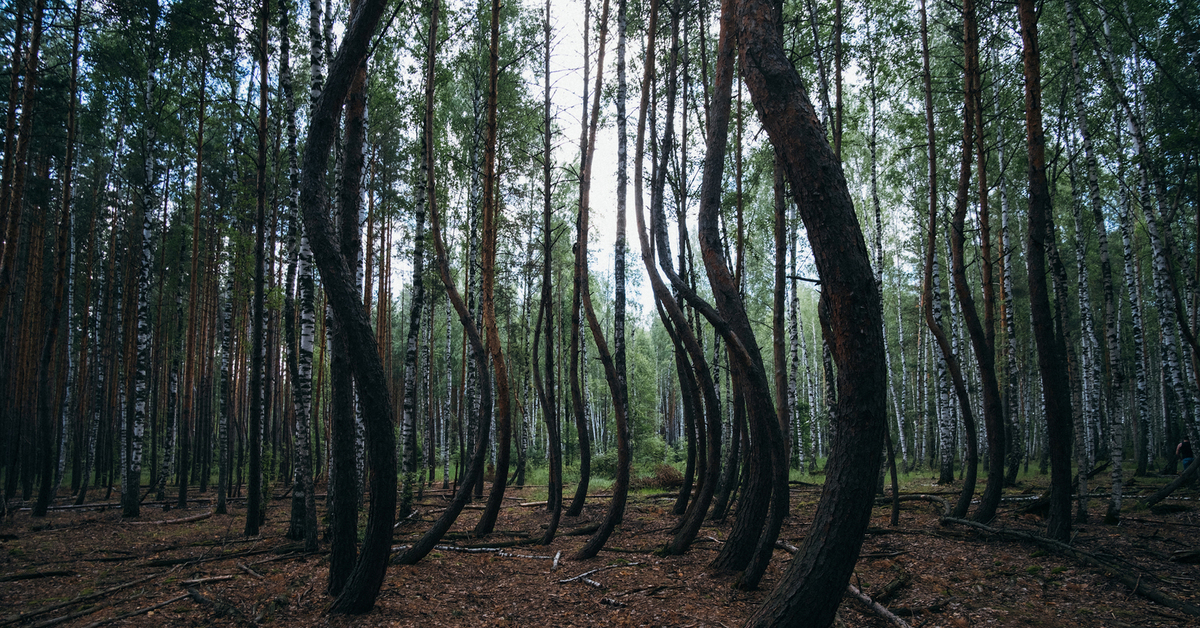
[1017,0,1073,543]
[297,0,397,611]
[737,0,887,620]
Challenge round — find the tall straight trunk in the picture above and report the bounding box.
[0,0,41,309]
[33,188,71,517]
[737,0,886,615]
[1018,0,1074,542]
[245,0,269,537]
[281,0,318,550]
[399,0,436,517]
[0,0,25,274]
[125,41,159,518]
[52,0,83,501]
[773,149,789,471]
[566,0,598,518]
[994,74,1022,486]
[1064,0,1124,522]
[299,0,397,612]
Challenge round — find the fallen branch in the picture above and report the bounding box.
[180,575,235,585]
[847,583,912,628]
[941,516,1200,618]
[558,562,643,586]
[238,563,265,579]
[0,573,159,626]
[127,511,213,526]
[0,570,74,582]
[185,587,254,625]
[518,501,548,508]
[75,593,191,628]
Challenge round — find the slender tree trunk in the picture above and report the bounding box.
[281,0,318,550]
[535,0,563,545]
[474,0,515,536]
[399,0,436,517]
[1018,0,1074,542]
[245,0,270,537]
[949,0,1004,523]
[566,0,599,518]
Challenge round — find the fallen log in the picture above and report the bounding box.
[0,570,74,582]
[847,583,912,628]
[127,511,213,526]
[942,516,1200,618]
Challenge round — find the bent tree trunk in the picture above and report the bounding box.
[737,0,887,620]
[298,0,396,613]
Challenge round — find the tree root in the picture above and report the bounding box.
[941,516,1200,618]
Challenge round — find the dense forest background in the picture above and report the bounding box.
[0,0,1197,618]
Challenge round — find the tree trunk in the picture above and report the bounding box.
[298,0,397,611]
[474,0,515,536]
[948,0,1004,523]
[245,0,269,537]
[566,0,599,518]
[737,0,886,615]
[1018,0,1074,542]
[534,0,563,545]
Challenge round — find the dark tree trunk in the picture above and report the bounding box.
[245,0,269,538]
[566,0,603,518]
[475,0,515,537]
[736,0,887,618]
[534,0,563,546]
[1017,0,1073,543]
[949,0,1004,524]
[298,0,397,612]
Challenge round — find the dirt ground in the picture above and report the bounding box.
[3,471,1200,627]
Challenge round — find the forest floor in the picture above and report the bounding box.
[3,468,1200,627]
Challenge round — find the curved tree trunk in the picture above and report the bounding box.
[737,0,886,616]
[474,0,515,537]
[298,0,397,611]
[566,0,601,518]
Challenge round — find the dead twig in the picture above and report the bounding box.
[238,563,265,579]
[180,575,235,585]
[558,562,643,587]
[0,570,74,582]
